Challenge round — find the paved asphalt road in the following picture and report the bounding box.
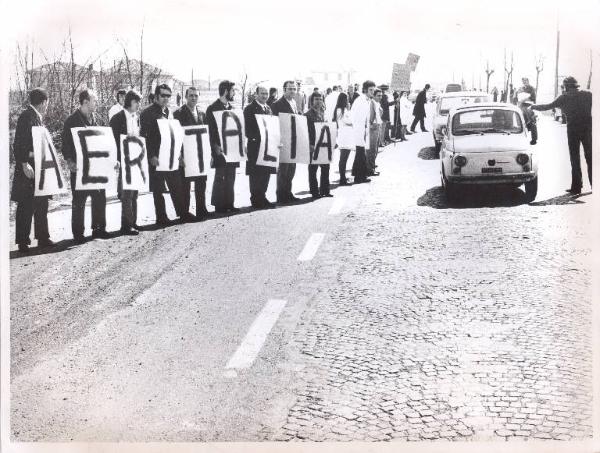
[9,111,593,441]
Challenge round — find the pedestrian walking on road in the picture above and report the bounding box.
[491,86,499,102]
[350,80,375,184]
[205,80,241,213]
[243,85,277,209]
[11,87,54,252]
[62,89,112,242]
[271,80,300,203]
[334,92,354,185]
[174,87,210,220]
[410,83,430,132]
[110,89,143,235]
[531,76,592,195]
[306,93,332,199]
[140,84,191,225]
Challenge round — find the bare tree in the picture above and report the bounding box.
[535,54,545,97]
[484,61,495,93]
[239,72,249,109]
[504,51,514,102]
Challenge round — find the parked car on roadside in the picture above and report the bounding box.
[432,91,491,153]
[439,103,538,202]
[445,83,462,93]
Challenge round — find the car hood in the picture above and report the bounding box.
[452,134,529,153]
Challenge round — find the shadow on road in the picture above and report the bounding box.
[418,146,439,160]
[296,182,341,196]
[529,192,590,206]
[418,185,531,209]
[9,239,78,260]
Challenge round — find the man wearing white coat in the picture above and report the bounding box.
[350,80,376,184]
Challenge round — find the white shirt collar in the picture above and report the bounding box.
[30,104,42,120]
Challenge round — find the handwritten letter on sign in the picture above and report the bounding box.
[120,135,149,192]
[32,126,65,196]
[213,109,246,163]
[71,126,117,191]
[311,122,337,165]
[278,113,310,164]
[156,119,184,171]
[255,114,280,168]
[182,125,211,178]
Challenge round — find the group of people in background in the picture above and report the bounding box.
[12,78,429,253]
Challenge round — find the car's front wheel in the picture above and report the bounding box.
[434,138,441,155]
[524,177,538,202]
[442,171,458,203]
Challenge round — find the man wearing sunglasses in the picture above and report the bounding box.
[140,84,193,225]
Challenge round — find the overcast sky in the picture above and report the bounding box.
[4,0,599,100]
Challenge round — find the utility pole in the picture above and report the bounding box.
[554,20,560,98]
[191,68,194,86]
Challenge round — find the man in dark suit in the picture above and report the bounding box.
[174,86,209,220]
[305,92,332,199]
[205,80,240,213]
[62,89,111,243]
[270,80,300,203]
[243,85,277,209]
[348,84,360,106]
[11,88,54,252]
[140,84,192,225]
[410,83,430,132]
[109,89,142,235]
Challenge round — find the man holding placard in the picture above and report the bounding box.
[243,85,277,209]
[174,87,210,220]
[305,93,333,199]
[140,84,191,225]
[271,81,300,204]
[11,88,56,252]
[110,89,144,235]
[205,80,242,213]
[61,89,112,243]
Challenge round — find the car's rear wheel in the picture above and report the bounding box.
[524,177,538,202]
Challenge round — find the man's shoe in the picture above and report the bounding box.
[17,244,30,253]
[311,194,321,200]
[156,216,172,226]
[354,178,372,184]
[38,238,55,247]
[120,228,139,236]
[288,195,300,202]
[214,207,228,213]
[92,229,111,240]
[421,129,429,133]
[73,235,86,244]
[228,206,241,213]
[339,179,351,186]
[321,193,334,198]
[566,188,582,195]
[180,212,197,223]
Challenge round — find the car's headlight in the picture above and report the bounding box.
[516,153,529,165]
[454,155,467,167]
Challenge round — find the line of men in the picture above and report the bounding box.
[11,79,390,252]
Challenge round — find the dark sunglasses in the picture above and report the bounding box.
[159,93,172,98]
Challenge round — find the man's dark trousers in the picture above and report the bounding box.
[15,195,49,245]
[567,123,592,190]
[70,172,106,237]
[410,115,426,132]
[153,170,186,220]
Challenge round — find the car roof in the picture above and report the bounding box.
[440,91,490,98]
[450,102,521,113]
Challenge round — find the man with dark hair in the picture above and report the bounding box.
[531,76,592,195]
[11,87,54,252]
[348,84,359,106]
[174,86,209,220]
[108,89,127,120]
[244,85,277,209]
[267,88,278,107]
[379,85,392,144]
[350,80,375,184]
[271,80,300,203]
[140,83,192,225]
[110,89,142,235]
[517,77,536,103]
[61,89,111,242]
[205,80,240,213]
[305,93,332,199]
[410,83,430,132]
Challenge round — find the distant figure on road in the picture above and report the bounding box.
[410,83,430,133]
[108,89,126,121]
[243,85,277,209]
[11,87,54,253]
[174,86,209,220]
[491,86,499,102]
[531,76,592,195]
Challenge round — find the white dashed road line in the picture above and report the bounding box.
[297,233,325,261]
[328,196,346,215]
[225,299,287,370]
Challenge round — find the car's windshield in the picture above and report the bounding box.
[452,109,523,135]
[439,96,489,114]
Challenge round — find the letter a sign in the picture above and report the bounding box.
[32,126,65,196]
[213,109,246,163]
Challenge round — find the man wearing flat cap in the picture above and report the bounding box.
[531,76,592,195]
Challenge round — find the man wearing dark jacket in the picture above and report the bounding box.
[109,89,142,235]
[61,89,110,242]
[243,85,277,209]
[205,80,240,213]
[11,88,54,252]
[271,80,300,203]
[410,83,430,132]
[379,85,392,144]
[531,76,592,194]
[174,87,209,219]
[140,84,191,225]
[305,93,332,199]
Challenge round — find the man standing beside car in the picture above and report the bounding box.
[410,83,430,133]
[531,76,592,195]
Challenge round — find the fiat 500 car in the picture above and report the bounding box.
[440,103,538,202]
[432,91,490,153]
